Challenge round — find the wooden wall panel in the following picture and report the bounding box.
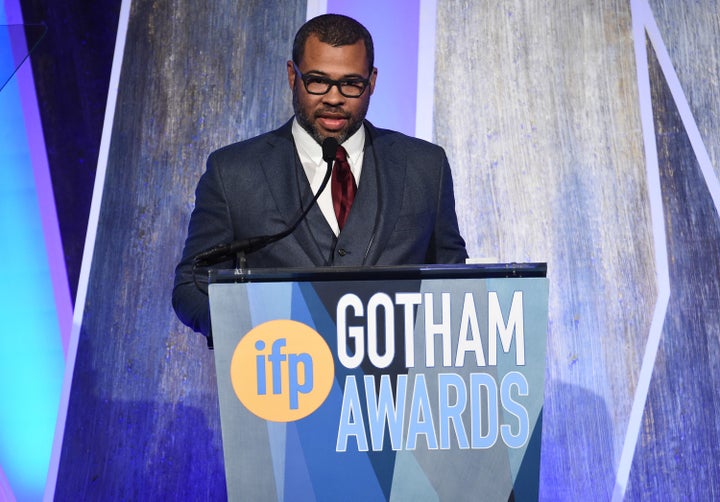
[435,1,654,498]
[56,0,305,498]
[649,0,720,177]
[435,1,720,497]
[626,38,720,500]
[55,0,720,498]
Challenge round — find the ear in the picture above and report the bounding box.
[368,67,378,95]
[287,60,296,91]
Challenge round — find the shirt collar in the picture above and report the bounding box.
[291,119,365,167]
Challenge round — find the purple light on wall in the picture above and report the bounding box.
[1,0,71,499]
[13,23,72,356]
[326,0,421,137]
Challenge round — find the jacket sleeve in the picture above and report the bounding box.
[427,150,468,264]
[172,152,234,338]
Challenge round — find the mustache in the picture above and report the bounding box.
[314,108,351,119]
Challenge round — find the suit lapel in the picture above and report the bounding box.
[257,120,406,266]
[260,120,328,266]
[363,122,406,265]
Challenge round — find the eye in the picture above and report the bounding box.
[305,75,329,85]
[341,80,365,89]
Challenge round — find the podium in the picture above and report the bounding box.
[209,264,548,501]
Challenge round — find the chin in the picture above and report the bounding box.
[315,129,347,145]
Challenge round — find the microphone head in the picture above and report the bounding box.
[321,137,339,163]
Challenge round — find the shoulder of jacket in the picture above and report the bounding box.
[207,120,293,164]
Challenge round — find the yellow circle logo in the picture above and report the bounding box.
[230,319,334,422]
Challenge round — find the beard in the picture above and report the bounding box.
[292,89,369,145]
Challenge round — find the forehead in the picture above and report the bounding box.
[299,35,369,76]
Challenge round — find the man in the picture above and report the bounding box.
[173,14,467,340]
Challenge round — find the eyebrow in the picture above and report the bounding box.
[302,68,368,80]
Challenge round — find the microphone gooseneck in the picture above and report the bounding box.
[193,136,338,267]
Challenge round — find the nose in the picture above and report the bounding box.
[322,83,346,105]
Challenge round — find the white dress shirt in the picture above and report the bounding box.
[291,119,365,236]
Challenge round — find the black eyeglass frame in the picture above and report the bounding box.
[292,62,371,98]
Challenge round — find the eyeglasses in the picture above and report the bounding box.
[292,62,370,98]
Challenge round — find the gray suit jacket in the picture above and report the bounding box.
[173,119,467,336]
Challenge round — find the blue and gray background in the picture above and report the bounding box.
[1,0,718,500]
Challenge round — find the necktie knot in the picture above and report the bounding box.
[335,145,348,163]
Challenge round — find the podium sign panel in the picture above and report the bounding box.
[209,265,548,501]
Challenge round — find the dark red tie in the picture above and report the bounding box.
[331,145,356,230]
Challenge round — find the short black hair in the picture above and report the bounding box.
[292,14,374,74]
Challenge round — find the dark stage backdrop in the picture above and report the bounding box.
[54,0,720,500]
[19,0,121,302]
[55,0,304,498]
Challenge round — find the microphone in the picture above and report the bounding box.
[193,136,338,266]
[322,136,338,163]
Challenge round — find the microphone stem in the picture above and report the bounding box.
[193,157,334,267]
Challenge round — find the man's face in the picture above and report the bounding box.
[288,35,377,145]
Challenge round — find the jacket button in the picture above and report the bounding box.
[337,248,347,256]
